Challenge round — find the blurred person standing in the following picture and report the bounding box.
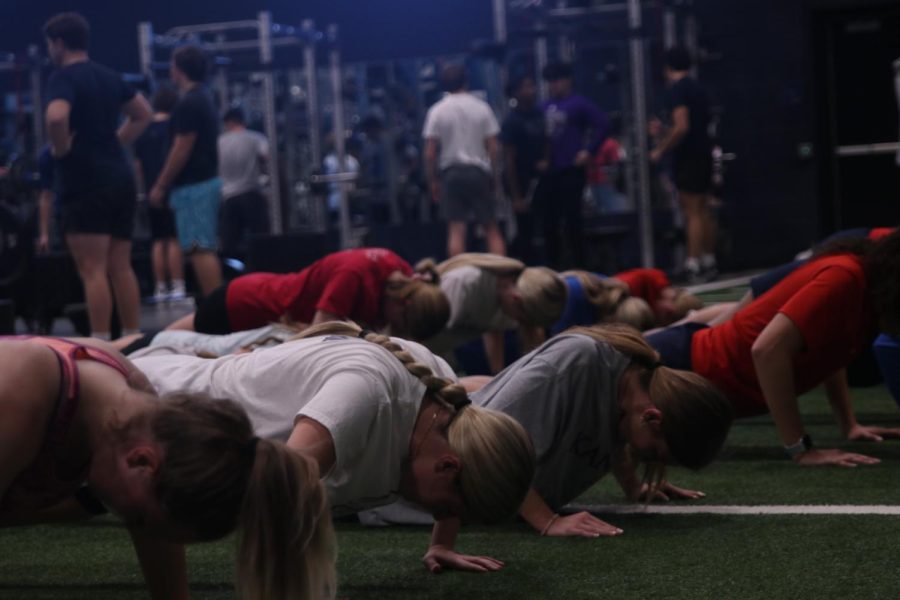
[539,62,609,269]
[500,75,546,264]
[43,12,152,339]
[218,108,270,261]
[133,86,185,302]
[424,64,505,257]
[650,47,715,282]
[150,45,222,298]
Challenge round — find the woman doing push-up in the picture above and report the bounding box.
[0,336,334,600]
[131,325,535,573]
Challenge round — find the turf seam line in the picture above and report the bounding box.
[569,504,900,515]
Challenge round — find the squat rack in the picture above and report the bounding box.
[0,45,45,154]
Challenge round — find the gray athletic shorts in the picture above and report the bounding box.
[440,165,495,224]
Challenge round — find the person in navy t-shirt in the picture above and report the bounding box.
[43,12,152,339]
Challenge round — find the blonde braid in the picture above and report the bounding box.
[292,322,470,409]
[293,320,534,525]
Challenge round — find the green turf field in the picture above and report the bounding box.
[2,385,898,600]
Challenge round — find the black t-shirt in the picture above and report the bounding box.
[133,120,170,192]
[170,87,219,187]
[664,76,711,160]
[500,106,546,194]
[45,60,135,196]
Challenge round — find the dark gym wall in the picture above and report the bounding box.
[695,0,900,269]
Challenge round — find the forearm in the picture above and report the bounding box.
[38,193,52,237]
[0,497,93,527]
[518,488,558,533]
[153,145,192,191]
[129,529,190,600]
[118,117,149,147]
[653,127,687,157]
[430,516,461,549]
[754,349,804,444]
[483,330,505,375]
[46,120,71,156]
[824,369,857,435]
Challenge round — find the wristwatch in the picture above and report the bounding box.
[784,434,813,459]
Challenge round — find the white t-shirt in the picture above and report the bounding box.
[425,266,518,355]
[422,92,500,172]
[132,335,457,515]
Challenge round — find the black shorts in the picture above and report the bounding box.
[673,154,712,195]
[440,165,496,224]
[148,205,178,241]
[194,281,233,335]
[60,177,137,240]
[644,322,708,371]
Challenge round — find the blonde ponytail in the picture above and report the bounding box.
[517,267,567,328]
[566,325,733,469]
[560,271,655,330]
[137,393,336,600]
[238,440,336,600]
[435,253,525,276]
[295,321,535,524]
[383,266,450,341]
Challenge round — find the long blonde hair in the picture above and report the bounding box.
[383,258,450,341]
[565,324,733,474]
[139,393,336,600]
[437,254,567,328]
[561,271,655,330]
[295,321,535,524]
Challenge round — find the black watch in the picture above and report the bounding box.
[783,434,813,459]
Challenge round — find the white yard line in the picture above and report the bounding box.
[568,503,900,515]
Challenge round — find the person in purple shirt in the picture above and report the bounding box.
[538,62,609,269]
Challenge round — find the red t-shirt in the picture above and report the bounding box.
[225,248,413,331]
[869,227,896,241]
[691,254,875,418]
[614,268,671,307]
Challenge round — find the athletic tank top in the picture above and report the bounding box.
[1,336,129,511]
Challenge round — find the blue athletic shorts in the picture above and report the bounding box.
[170,177,222,253]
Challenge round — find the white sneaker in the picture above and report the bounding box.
[167,284,187,302]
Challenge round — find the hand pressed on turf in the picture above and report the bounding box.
[545,512,623,538]
[793,448,880,467]
[423,545,503,574]
[847,424,900,442]
[635,481,706,502]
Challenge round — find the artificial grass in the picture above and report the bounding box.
[1,386,898,599]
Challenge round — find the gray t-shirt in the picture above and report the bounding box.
[218,128,268,199]
[471,333,631,510]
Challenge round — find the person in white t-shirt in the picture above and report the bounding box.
[131,322,534,574]
[426,253,567,373]
[423,64,504,257]
[363,324,733,545]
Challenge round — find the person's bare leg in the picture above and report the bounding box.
[191,250,222,297]
[679,192,705,260]
[152,240,166,290]
[484,221,507,256]
[167,239,185,281]
[702,196,718,256]
[166,312,196,331]
[447,221,467,257]
[107,238,141,331]
[66,234,113,336]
